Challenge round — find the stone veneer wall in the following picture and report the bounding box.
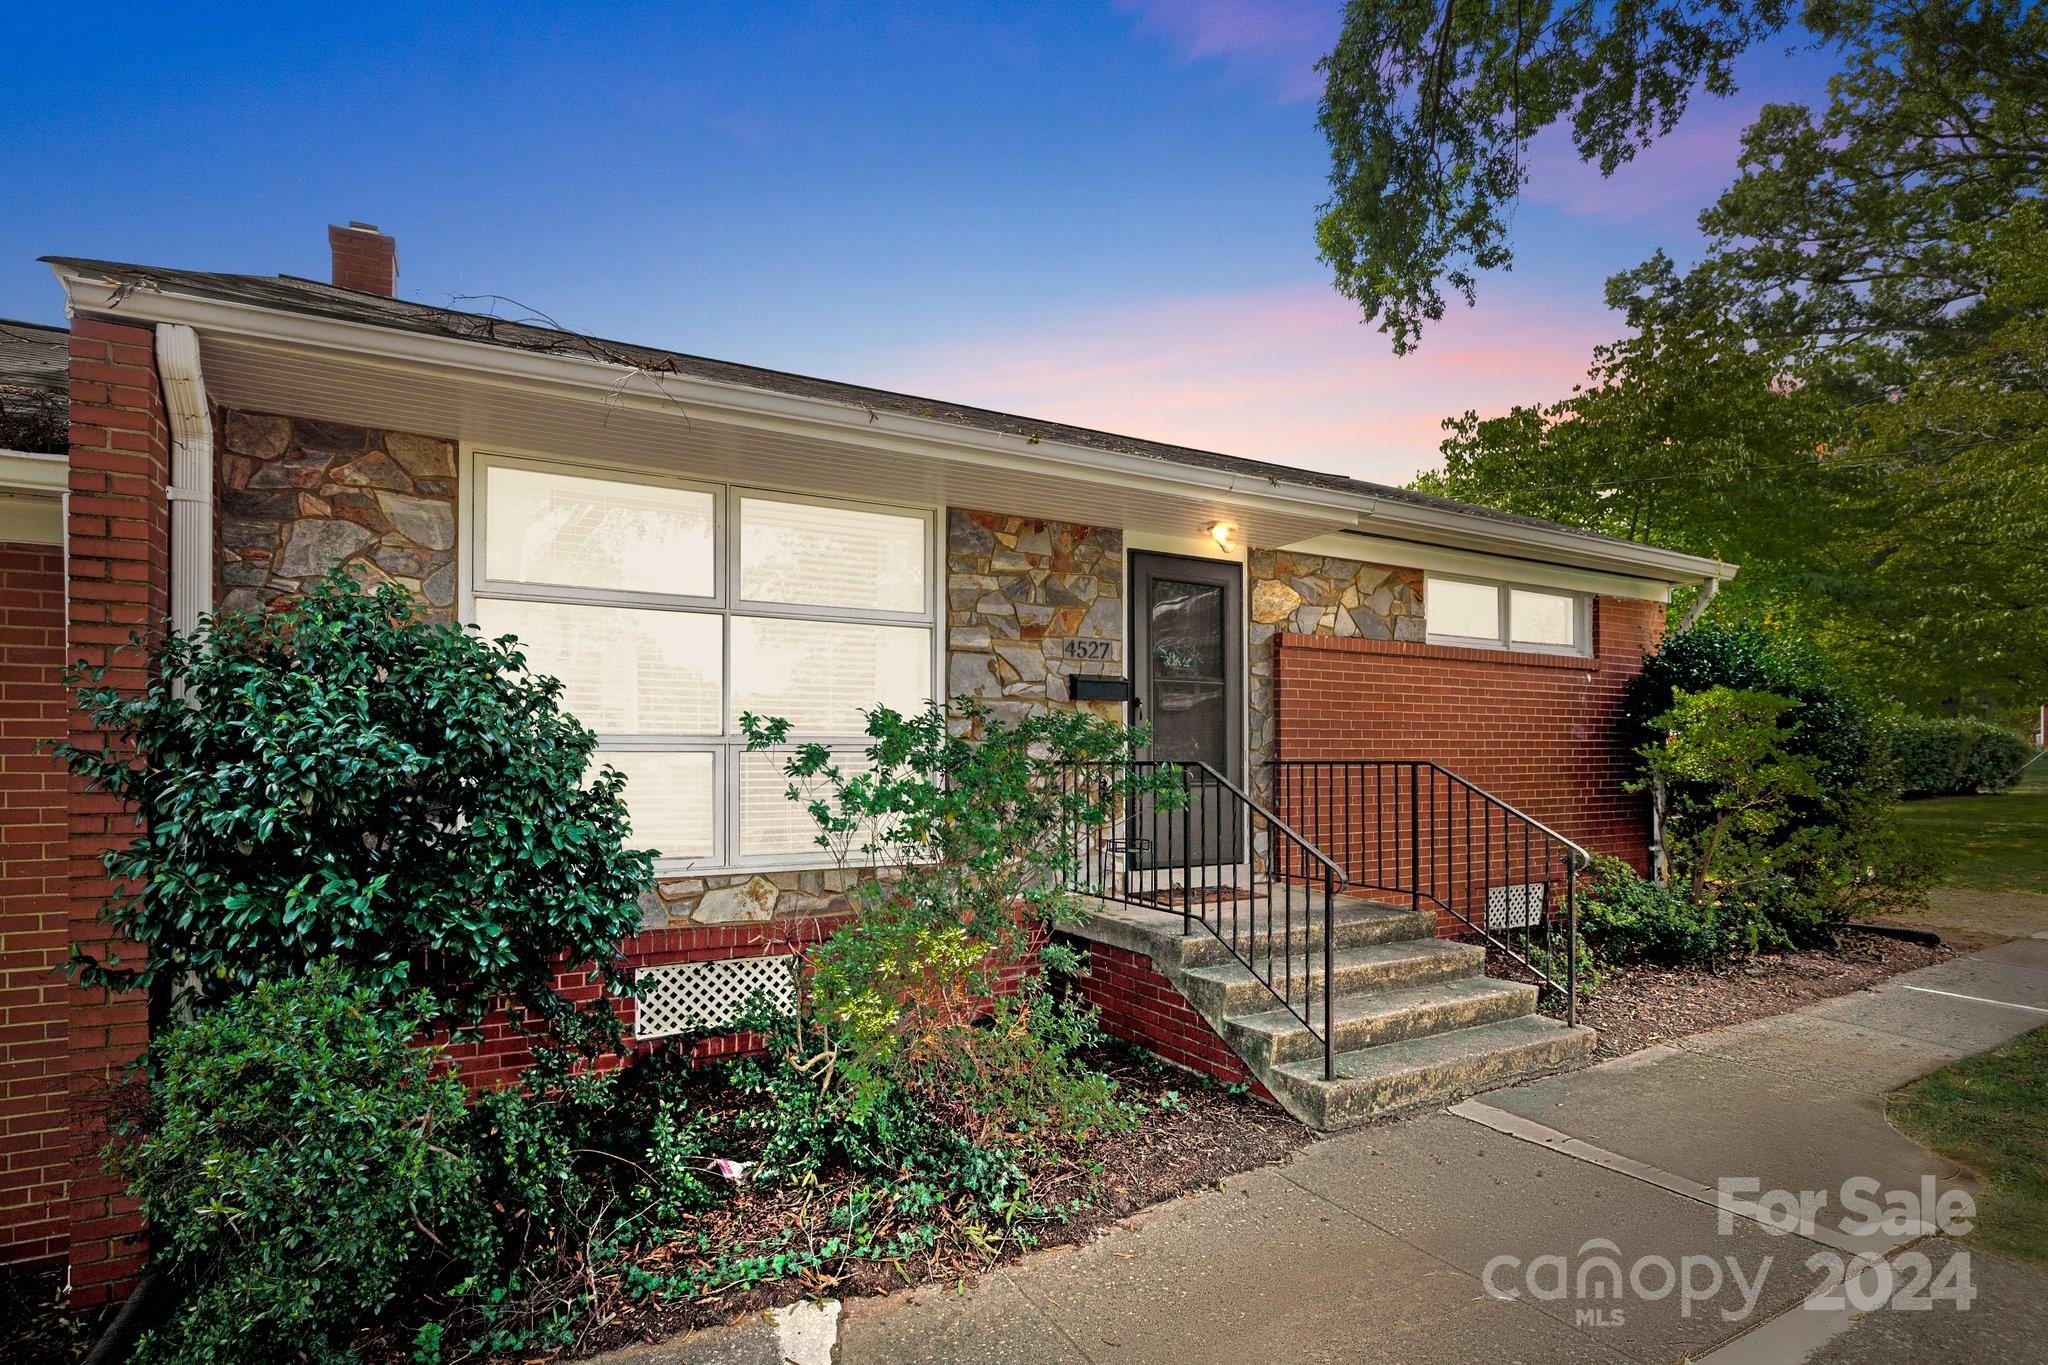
[1246,548,1424,803]
[945,509,1124,728]
[215,409,458,620]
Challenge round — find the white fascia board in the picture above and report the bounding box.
[1348,501,1737,585]
[1283,532,1680,602]
[53,267,1739,586]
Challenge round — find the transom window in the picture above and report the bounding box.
[1425,574,1589,655]
[469,455,937,867]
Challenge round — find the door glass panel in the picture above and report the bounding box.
[1149,579,1226,765]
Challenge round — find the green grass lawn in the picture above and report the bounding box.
[1890,1026,2048,1267]
[1893,777,2048,895]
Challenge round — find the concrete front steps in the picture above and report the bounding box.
[1068,893,1595,1130]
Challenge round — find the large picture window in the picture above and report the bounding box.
[1424,573,1589,655]
[469,455,937,868]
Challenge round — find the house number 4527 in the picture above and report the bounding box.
[1061,640,1113,660]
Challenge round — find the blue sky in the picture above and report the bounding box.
[0,2,1836,483]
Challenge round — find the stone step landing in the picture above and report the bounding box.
[1066,891,1594,1130]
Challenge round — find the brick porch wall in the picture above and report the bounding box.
[1060,936,1269,1095]
[1273,596,1665,911]
[0,542,70,1264]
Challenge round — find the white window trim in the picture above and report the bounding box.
[1424,572,1592,657]
[460,447,943,876]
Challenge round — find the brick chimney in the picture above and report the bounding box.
[327,221,398,296]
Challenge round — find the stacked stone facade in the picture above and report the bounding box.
[1246,548,1424,800]
[944,509,1124,727]
[215,410,457,619]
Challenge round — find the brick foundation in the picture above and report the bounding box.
[1061,936,1269,1095]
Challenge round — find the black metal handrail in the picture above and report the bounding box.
[1271,759,1588,1025]
[1061,760,1349,1079]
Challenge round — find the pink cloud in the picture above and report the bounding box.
[861,282,1615,486]
[1117,0,1339,103]
[1521,103,1758,226]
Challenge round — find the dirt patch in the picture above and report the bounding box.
[1866,886,2048,951]
[1579,930,1944,1059]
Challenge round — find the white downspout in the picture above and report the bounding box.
[154,324,212,639]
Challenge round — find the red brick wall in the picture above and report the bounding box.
[0,542,70,1264]
[60,315,171,1301]
[1273,596,1664,929]
[444,920,850,1090]
[1062,937,1268,1093]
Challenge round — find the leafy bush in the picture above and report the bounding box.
[741,699,1168,1147]
[1887,716,2032,796]
[1623,623,1913,939]
[1632,687,1822,898]
[56,567,655,1045]
[1577,856,1761,967]
[121,964,493,1365]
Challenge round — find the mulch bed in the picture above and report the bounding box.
[554,1047,1308,1360]
[0,1262,99,1365]
[1576,929,1944,1059]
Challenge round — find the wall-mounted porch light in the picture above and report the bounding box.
[1208,522,1234,551]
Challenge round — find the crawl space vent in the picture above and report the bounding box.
[634,956,796,1040]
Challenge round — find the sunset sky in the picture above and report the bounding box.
[0,2,1837,485]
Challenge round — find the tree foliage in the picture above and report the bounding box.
[1408,1,2048,710]
[1317,0,1791,351]
[56,568,655,1046]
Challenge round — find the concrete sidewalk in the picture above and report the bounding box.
[614,939,2048,1364]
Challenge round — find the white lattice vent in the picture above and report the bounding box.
[635,956,795,1040]
[1485,882,1548,931]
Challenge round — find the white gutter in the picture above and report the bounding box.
[59,268,1736,587]
[153,324,212,639]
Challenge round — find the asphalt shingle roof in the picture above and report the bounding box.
[43,256,1677,562]
[0,316,69,454]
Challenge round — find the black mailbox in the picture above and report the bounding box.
[1069,675,1132,703]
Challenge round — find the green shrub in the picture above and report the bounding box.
[733,699,1163,1190]
[1887,716,2033,796]
[1632,687,1823,898]
[1575,855,1785,967]
[1623,623,1912,939]
[742,700,1167,1142]
[56,567,655,1046]
[122,964,493,1365]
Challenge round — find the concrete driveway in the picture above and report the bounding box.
[605,937,2048,1364]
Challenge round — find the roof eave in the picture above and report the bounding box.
[50,264,1737,587]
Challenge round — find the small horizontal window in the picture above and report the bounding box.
[1425,575,1587,655]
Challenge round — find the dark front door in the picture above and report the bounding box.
[1129,552,1243,870]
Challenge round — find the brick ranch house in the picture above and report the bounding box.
[0,225,1734,1301]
